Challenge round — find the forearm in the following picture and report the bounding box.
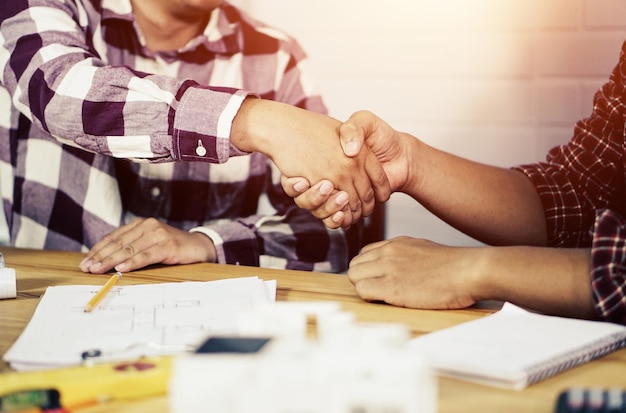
[191,210,350,273]
[470,246,596,320]
[231,98,343,176]
[406,138,548,246]
[231,98,291,154]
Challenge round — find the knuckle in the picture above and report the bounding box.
[350,200,362,213]
[112,237,125,249]
[143,217,160,228]
[89,252,104,263]
[122,243,136,257]
[139,249,154,263]
[131,217,146,226]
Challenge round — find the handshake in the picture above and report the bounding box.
[267,108,411,230]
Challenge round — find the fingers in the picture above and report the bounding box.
[295,180,338,209]
[364,147,391,203]
[350,173,372,219]
[80,218,219,274]
[282,175,361,228]
[348,153,388,220]
[285,178,352,219]
[321,211,345,229]
[80,218,162,273]
[280,175,357,229]
[346,241,389,302]
[351,277,387,303]
[350,143,393,217]
[339,115,372,218]
[340,110,391,211]
[348,239,388,265]
[280,176,310,198]
[285,171,382,227]
[322,204,357,229]
[80,220,141,273]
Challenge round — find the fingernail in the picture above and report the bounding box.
[335,192,349,207]
[293,179,308,193]
[320,181,333,195]
[115,262,127,272]
[80,259,92,270]
[89,262,101,271]
[332,212,344,223]
[345,140,360,156]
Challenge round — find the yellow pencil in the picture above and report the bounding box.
[84,271,122,312]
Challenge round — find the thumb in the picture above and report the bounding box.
[339,110,379,157]
[339,117,365,157]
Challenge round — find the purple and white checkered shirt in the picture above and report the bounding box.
[514,41,626,325]
[0,0,351,272]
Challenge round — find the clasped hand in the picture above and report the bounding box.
[282,110,408,229]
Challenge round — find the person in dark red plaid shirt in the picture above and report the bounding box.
[285,42,626,325]
[0,0,389,275]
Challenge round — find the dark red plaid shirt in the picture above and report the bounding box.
[514,42,626,325]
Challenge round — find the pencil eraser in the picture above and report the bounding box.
[0,267,17,299]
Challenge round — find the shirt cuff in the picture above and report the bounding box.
[173,85,255,163]
[590,209,626,325]
[189,222,259,266]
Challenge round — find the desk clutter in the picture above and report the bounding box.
[2,271,625,413]
[0,253,16,300]
[1,281,437,413]
[555,387,626,413]
[0,357,171,412]
[171,304,435,413]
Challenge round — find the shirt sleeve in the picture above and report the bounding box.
[590,209,626,325]
[512,42,626,248]
[0,1,250,165]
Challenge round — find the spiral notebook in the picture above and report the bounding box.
[408,303,626,390]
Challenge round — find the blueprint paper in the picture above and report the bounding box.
[4,277,276,370]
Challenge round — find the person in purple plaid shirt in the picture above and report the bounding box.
[285,42,626,325]
[0,0,390,275]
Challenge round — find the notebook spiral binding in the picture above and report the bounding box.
[525,333,626,385]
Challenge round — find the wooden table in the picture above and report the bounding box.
[1,247,624,413]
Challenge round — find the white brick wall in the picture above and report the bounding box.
[235,0,626,245]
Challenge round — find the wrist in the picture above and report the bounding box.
[231,98,293,157]
[189,231,217,263]
[401,134,427,196]
[465,247,499,303]
[230,97,261,153]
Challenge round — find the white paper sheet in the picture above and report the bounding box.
[4,277,276,370]
[0,268,16,299]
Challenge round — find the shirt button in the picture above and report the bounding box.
[150,186,161,198]
[196,140,207,157]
